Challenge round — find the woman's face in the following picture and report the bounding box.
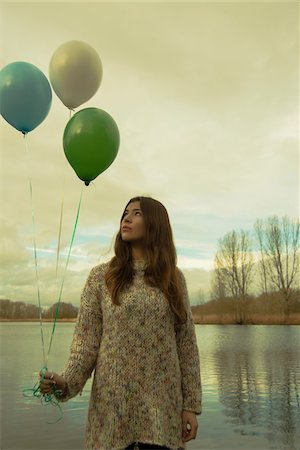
[121,201,145,243]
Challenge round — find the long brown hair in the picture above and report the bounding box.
[105,196,187,325]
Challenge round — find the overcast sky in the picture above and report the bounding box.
[1,1,299,306]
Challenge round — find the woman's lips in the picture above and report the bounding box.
[122,227,132,232]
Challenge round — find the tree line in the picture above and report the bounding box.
[210,215,299,323]
[1,214,299,324]
[0,299,78,319]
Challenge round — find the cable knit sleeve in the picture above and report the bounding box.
[175,269,202,415]
[58,266,103,401]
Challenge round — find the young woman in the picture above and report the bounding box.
[40,196,202,450]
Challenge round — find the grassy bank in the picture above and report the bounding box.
[1,293,299,325]
[192,312,300,325]
[2,315,299,325]
[192,292,300,325]
[0,318,77,323]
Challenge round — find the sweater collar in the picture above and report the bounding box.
[133,260,147,272]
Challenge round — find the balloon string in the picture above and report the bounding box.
[23,367,63,423]
[55,179,65,279]
[24,187,83,419]
[69,108,75,119]
[46,186,84,365]
[24,133,46,367]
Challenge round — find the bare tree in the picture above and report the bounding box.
[213,230,254,323]
[0,299,40,319]
[254,220,269,295]
[44,302,78,319]
[211,267,227,300]
[254,215,300,319]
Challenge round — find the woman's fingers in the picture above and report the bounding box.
[39,371,57,394]
[39,370,52,380]
[38,371,67,394]
[182,411,198,442]
[39,380,55,393]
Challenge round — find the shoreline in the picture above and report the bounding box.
[0,318,77,323]
[1,316,299,325]
[193,313,300,325]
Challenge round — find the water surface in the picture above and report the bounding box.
[1,323,299,449]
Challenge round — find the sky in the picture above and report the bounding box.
[1,1,299,306]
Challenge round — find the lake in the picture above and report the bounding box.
[1,323,299,450]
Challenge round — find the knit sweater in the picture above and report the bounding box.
[59,260,202,450]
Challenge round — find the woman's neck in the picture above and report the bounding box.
[131,245,146,261]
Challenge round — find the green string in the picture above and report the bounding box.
[24,188,83,421]
[46,185,83,366]
[24,133,46,367]
[23,367,63,424]
[23,133,84,421]
[55,182,65,280]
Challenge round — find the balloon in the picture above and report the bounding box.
[63,107,120,185]
[0,61,52,134]
[49,41,103,109]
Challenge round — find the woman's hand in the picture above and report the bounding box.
[182,410,198,442]
[39,371,67,395]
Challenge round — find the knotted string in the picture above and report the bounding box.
[23,367,63,424]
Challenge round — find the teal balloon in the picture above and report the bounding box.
[0,61,52,133]
[63,107,120,185]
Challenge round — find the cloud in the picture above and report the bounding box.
[1,2,298,303]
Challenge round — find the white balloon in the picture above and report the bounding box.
[49,40,103,109]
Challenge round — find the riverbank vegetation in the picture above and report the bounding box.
[208,215,299,324]
[1,292,299,325]
[0,299,78,320]
[192,290,300,325]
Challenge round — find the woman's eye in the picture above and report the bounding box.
[122,210,141,219]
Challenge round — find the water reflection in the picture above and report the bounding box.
[210,326,300,449]
[1,323,300,449]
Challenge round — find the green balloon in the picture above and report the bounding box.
[63,107,120,185]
